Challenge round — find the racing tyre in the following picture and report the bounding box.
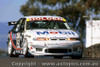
[7,40,19,57]
[23,39,34,58]
[54,56,63,59]
[71,55,82,59]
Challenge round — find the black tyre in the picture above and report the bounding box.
[23,39,34,58]
[54,56,63,59]
[71,55,82,59]
[7,40,19,57]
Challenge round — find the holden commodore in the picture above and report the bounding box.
[7,16,83,59]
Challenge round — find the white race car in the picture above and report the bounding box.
[7,16,83,59]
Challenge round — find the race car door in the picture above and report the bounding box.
[11,18,25,49]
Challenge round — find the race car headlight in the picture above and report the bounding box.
[36,37,49,41]
[67,38,80,41]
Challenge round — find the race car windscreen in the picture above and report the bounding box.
[26,21,71,29]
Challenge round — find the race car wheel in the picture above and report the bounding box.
[54,56,63,59]
[8,40,19,57]
[23,39,34,58]
[71,55,82,59]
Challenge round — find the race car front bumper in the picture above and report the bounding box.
[28,41,82,56]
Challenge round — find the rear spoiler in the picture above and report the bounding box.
[8,21,17,26]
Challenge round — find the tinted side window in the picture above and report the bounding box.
[19,18,26,32]
[11,18,25,32]
[12,19,22,32]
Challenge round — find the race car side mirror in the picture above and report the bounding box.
[8,21,17,26]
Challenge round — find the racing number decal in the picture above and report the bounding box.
[10,32,22,50]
